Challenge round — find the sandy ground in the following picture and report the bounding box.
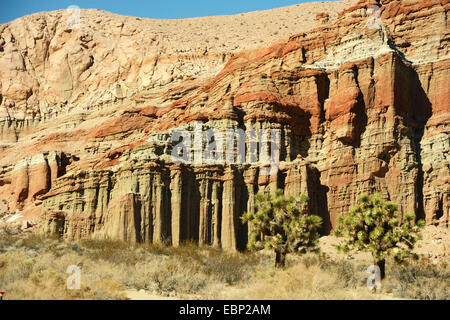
[125,289,202,300]
[125,289,179,300]
[319,225,449,264]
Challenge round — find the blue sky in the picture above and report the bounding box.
[1,0,333,24]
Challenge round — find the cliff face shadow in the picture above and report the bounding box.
[177,168,201,244]
[402,64,432,221]
[307,166,332,235]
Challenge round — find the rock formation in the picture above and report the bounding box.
[0,0,448,250]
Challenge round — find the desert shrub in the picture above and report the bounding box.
[0,223,21,236]
[149,258,207,294]
[201,250,259,285]
[301,254,365,289]
[0,250,98,300]
[384,262,449,300]
[131,243,259,294]
[80,239,140,265]
[92,279,126,300]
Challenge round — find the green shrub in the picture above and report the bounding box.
[243,190,322,268]
[334,194,425,279]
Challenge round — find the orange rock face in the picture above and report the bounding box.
[0,0,448,248]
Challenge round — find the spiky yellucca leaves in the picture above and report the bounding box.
[334,193,425,264]
[242,189,323,256]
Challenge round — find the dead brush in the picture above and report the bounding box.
[0,233,447,300]
[384,259,449,300]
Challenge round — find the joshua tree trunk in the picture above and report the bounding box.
[275,249,286,268]
[376,259,386,280]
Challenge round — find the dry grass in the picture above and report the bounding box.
[0,233,448,300]
[214,253,449,300]
[216,254,377,300]
[0,235,259,299]
[384,261,449,300]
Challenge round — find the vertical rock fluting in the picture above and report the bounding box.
[39,211,65,237]
[169,165,184,247]
[7,152,68,210]
[416,60,450,225]
[317,52,431,228]
[38,149,320,250]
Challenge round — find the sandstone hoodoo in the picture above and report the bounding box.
[0,0,448,251]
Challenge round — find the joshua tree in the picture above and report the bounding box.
[334,193,425,279]
[242,189,322,268]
